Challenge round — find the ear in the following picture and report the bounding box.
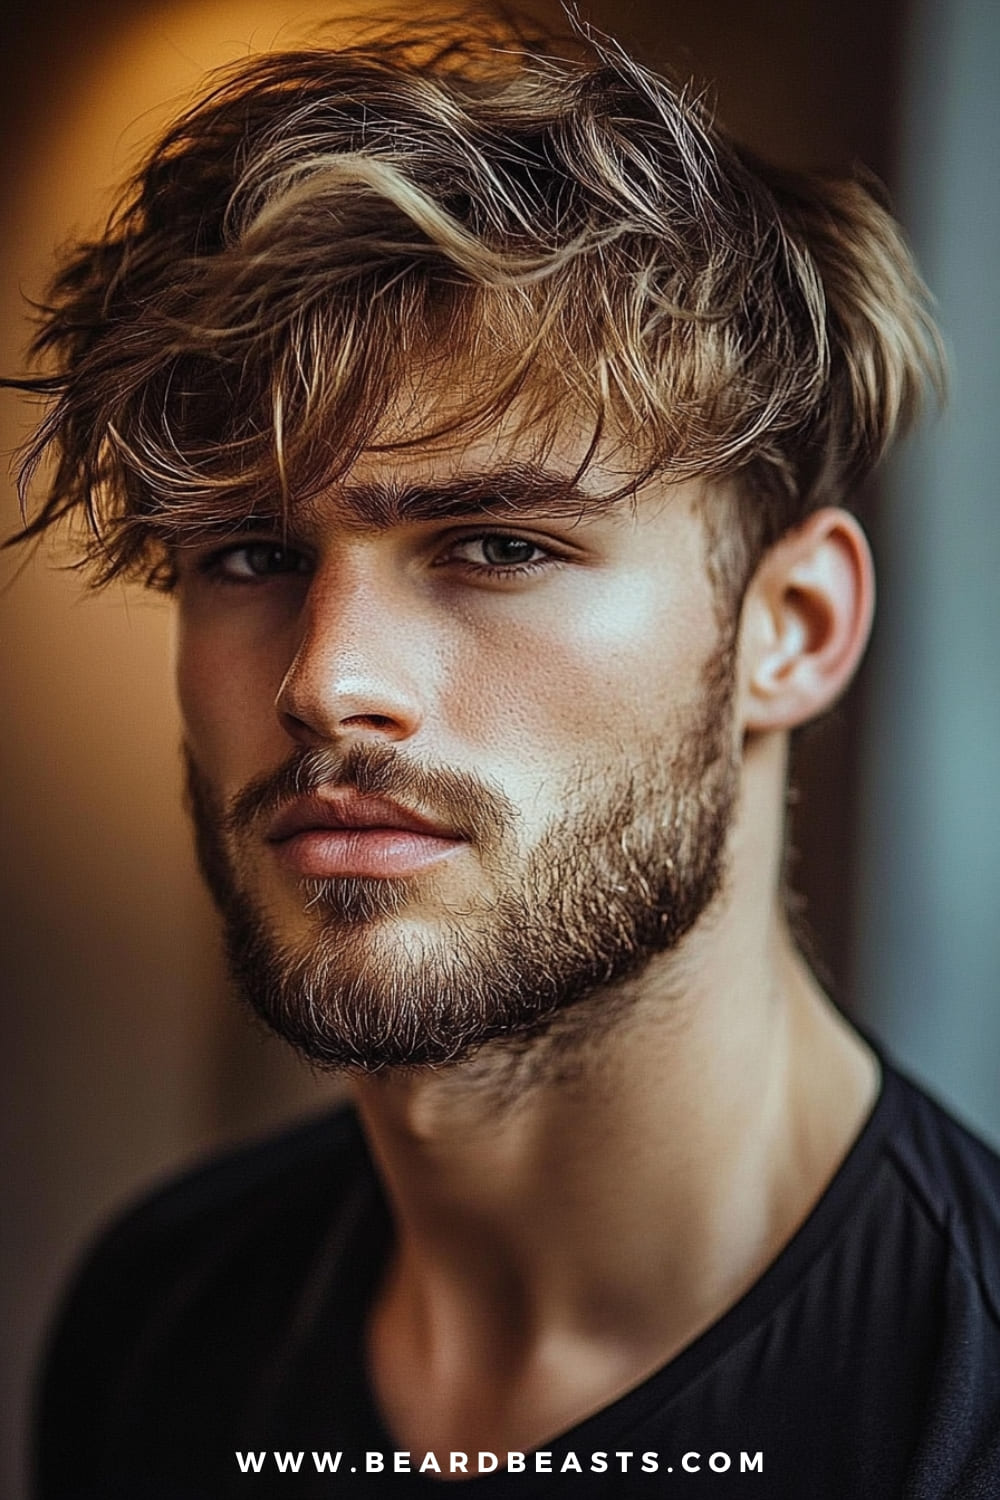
[739,508,875,733]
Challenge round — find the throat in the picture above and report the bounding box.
[354,942,880,1467]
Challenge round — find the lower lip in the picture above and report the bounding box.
[270,829,466,879]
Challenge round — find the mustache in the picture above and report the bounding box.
[221,742,515,853]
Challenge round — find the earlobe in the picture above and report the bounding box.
[741,508,875,733]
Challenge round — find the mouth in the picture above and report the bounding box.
[265,791,467,880]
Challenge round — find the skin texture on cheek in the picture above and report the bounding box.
[175,597,298,789]
[434,506,721,763]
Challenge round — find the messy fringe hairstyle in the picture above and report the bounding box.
[7,10,944,594]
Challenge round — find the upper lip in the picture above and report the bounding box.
[266,791,459,843]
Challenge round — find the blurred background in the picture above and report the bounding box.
[2,0,998,1495]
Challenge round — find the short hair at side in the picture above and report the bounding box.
[6,13,944,593]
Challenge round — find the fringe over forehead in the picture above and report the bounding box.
[11,17,944,586]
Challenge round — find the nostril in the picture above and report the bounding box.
[342,714,396,730]
[278,709,323,745]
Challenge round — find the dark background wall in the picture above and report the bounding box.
[5,3,997,1497]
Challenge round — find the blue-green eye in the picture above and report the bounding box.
[446,533,551,573]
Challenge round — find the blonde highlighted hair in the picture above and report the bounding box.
[8,13,944,591]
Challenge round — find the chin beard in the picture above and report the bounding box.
[185,654,739,1073]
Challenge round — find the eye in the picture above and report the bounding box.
[478,536,543,567]
[444,532,553,575]
[202,541,313,582]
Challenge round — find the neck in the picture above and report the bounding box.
[350,737,879,1457]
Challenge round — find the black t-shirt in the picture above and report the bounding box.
[35,1062,1000,1498]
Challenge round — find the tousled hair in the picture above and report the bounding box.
[7,12,944,593]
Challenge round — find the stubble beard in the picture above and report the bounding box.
[185,647,740,1073]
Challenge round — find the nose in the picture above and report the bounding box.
[275,556,427,749]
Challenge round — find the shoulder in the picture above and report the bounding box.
[881,1064,1000,1320]
[869,1067,1000,1495]
[35,1104,371,1496]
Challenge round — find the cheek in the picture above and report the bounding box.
[174,614,290,783]
[444,571,717,758]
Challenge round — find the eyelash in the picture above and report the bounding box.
[197,532,560,585]
[440,533,557,580]
[197,541,312,585]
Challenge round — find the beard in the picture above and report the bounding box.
[185,646,740,1073]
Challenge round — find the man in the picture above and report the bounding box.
[11,13,1000,1499]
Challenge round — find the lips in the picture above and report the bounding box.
[265,791,465,880]
[267,791,457,842]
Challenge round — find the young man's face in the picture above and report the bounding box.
[174,414,743,1070]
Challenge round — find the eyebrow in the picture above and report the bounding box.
[300,462,630,531]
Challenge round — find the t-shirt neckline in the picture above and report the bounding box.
[305,1056,907,1486]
